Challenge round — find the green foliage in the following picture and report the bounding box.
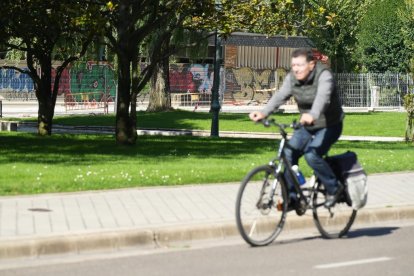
[304,0,371,73]
[231,0,370,73]
[184,0,318,37]
[4,38,25,61]
[2,1,100,61]
[398,0,414,56]
[398,0,414,79]
[404,94,414,115]
[355,0,411,73]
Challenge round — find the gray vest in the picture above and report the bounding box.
[290,63,343,129]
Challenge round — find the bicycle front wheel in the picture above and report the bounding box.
[235,165,288,246]
[312,181,357,239]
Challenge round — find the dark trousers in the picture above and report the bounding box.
[284,122,343,195]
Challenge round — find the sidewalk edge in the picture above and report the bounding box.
[1,205,413,259]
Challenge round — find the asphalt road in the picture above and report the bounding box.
[1,220,413,276]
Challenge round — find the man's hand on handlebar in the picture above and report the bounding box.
[249,111,266,122]
[299,113,315,126]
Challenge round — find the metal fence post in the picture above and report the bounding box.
[371,85,380,109]
[0,96,3,118]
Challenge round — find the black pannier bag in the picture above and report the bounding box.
[325,151,368,210]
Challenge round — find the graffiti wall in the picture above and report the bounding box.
[1,61,289,105]
[70,61,116,96]
[224,67,288,104]
[169,64,214,93]
[0,68,35,92]
[52,67,71,95]
[0,62,116,100]
[168,63,289,105]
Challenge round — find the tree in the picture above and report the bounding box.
[103,0,270,143]
[0,1,98,135]
[293,0,371,73]
[146,29,209,112]
[398,0,414,73]
[355,0,410,73]
[146,29,174,112]
[214,0,369,73]
[399,0,414,142]
[145,12,212,112]
[101,0,205,144]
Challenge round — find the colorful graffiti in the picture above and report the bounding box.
[1,62,290,105]
[224,67,288,104]
[0,62,116,100]
[0,68,34,92]
[52,67,71,95]
[158,63,290,106]
[170,64,214,93]
[70,61,116,96]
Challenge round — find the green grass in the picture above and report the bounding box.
[0,131,413,195]
[7,110,408,137]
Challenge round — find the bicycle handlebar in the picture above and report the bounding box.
[258,118,301,131]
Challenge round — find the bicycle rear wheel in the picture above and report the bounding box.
[312,181,357,239]
[235,165,288,246]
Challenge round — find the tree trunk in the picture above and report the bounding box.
[404,94,414,143]
[130,61,138,130]
[115,55,137,145]
[147,39,171,112]
[37,97,55,135]
[37,58,56,136]
[406,112,414,143]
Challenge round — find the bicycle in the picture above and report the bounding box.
[235,118,357,246]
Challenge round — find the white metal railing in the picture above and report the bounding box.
[221,71,413,110]
[335,73,413,109]
[171,92,213,108]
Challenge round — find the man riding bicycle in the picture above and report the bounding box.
[249,48,344,208]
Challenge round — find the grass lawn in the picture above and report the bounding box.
[0,130,413,195]
[7,110,408,137]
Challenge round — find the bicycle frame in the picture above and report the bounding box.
[265,119,317,211]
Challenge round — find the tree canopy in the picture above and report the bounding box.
[398,0,414,74]
[355,0,411,73]
[0,0,99,135]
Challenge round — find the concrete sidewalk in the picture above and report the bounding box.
[0,171,413,259]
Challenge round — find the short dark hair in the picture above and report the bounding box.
[291,48,314,62]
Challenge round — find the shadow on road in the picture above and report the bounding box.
[346,226,399,238]
[264,226,400,247]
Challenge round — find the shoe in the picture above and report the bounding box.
[324,182,344,208]
[287,192,297,211]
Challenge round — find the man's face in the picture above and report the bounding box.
[291,56,316,81]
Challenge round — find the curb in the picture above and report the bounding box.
[1,205,413,259]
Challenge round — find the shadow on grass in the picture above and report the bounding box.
[0,132,275,165]
[49,110,244,129]
[1,132,412,166]
[42,110,299,130]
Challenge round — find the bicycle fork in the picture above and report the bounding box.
[267,162,283,211]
